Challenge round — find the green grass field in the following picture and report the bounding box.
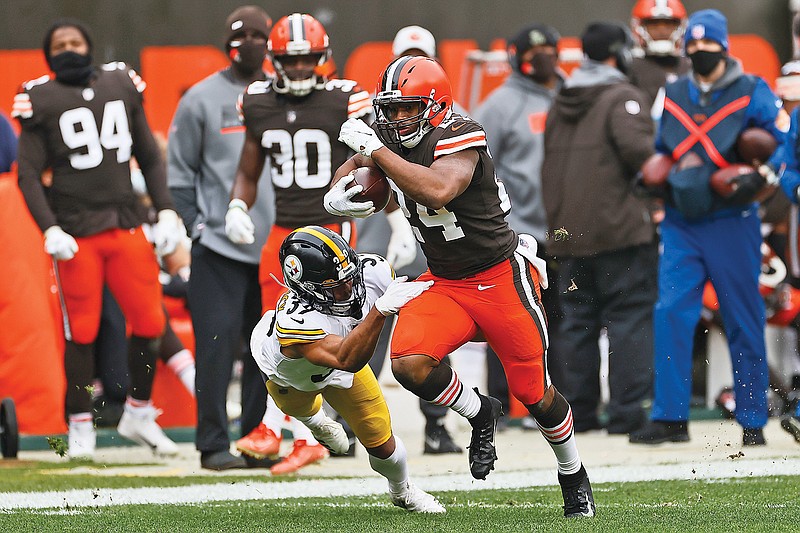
[0,461,797,532]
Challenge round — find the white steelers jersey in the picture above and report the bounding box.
[250,253,394,392]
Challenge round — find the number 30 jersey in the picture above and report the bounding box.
[250,253,393,392]
[13,63,172,236]
[384,113,517,279]
[239,78,371,227]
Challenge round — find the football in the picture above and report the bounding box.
[736,128,777,165]
[640,153,674,187]
[710,163,756,198]
[346,167,392,212]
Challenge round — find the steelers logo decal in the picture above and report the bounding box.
[284,255,303,281]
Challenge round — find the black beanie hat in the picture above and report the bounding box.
[225,5,272,49]
[42,18,93,66]
[508,23,560,72]
[581,21,630,62]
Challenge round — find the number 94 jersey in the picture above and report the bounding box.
[250,253,393,392]
[239,78,371,228]
[386,113,517,279]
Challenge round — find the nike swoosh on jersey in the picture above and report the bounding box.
[477,284,496,291]
[451,123,466,132]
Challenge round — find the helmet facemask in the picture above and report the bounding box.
[374,91,446,148]
[272,51,327,96]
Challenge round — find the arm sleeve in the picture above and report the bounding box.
[779,109,800,203]
[744,79,786,168]
[608,89,655,177]
[130,98,174,212]
[167,91,203,227]
[16,124,57,231]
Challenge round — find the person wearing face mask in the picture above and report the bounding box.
[472,23,564,432]
[12,19,186,460]
[630,9,787,447]
[167,5,278,471]
[541,21,657,436]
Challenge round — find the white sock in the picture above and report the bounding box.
[125,397,151,412]
[263,394,287,434]
[536,407,582,475]
[295,408,328,429]
[368,434,409,494]
[431,370,482,419]
[290,417,319,445]
[165,349,195,397]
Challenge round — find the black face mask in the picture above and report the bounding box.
[49,51,93,85]
[689,50,725,77]
[231,41,267,74]
[525,52,558,83]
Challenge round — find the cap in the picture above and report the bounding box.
[392,25,436,58]
[685,9,728,51]
[225,5,272,47]
[581,22,629,62]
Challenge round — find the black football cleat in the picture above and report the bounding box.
[423,423,462,454]
[742,428,766,446]
[781,415,800,444]
[467,390,503,480]
[559,467,596,518]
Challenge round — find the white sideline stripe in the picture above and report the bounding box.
[2,457,799,510]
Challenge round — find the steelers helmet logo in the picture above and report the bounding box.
[283,255,303,281]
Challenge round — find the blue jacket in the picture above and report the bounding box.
[656,59,785,218]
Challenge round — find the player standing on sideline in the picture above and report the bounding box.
[250,226,443,512]
[13,19,184,459]
[326,56,595,518]
[227,13,372,474]
[168,5,276,471]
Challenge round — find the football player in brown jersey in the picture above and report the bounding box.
[13,19,185,460]
[227,13,372,474]
[328,56,595,518]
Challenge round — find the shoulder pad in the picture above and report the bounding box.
[12,76,52,119]
[347,88,372,119]
[434,116,487,158]
[246,80,272,95]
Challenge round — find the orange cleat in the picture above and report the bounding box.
[269,440,329,475]
[235,423,281,459]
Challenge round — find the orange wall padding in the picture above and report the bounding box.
[0,168,67,435]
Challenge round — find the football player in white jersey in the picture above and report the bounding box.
[250,225,443,512]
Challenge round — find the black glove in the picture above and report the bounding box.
[727,171,765,205]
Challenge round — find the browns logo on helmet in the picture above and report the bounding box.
[631,0,687,57]
[373,56,453,149]
[268,13,331,97]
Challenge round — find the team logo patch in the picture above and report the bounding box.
[625,100,641,115]
[82,88,95,101]
[287,110,297,123]
[283,255,303,281]
[690,24,705,41]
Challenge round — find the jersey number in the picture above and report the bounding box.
[262,129,331,189]
[59,100,132,170]
[395,188,465,242]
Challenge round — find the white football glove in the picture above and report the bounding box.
[323,173,375,218]
[386,209,417,270]
[339,118,385,157]
[225,199,256,244]
[44,225,78,261]
[153,209,185,256]
[375,276,434,316]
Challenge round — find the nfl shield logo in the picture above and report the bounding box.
[287,110,297,124]
[691,24,705,41]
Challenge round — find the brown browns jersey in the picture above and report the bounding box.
[240,78,371,228]
[384,113,517,279]
[13,63,172,237]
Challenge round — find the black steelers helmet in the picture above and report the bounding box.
[279,226,366,318]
